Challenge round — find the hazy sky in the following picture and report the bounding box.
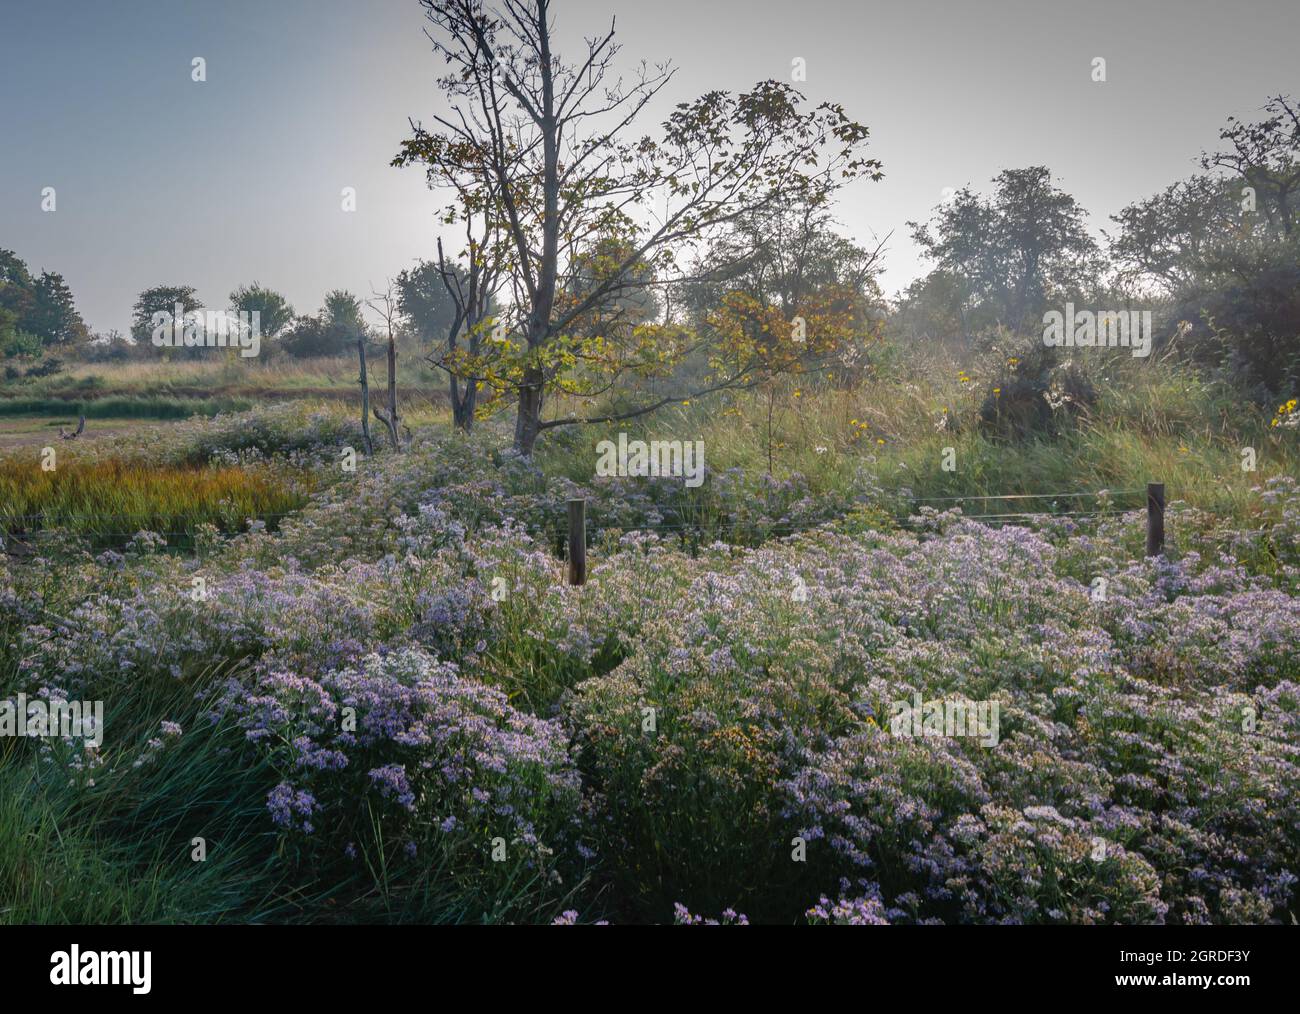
[1,0,1295,335]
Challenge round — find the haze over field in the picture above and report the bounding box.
[1,0,1296,334]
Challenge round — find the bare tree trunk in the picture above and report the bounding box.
[434,233,495,437]
[452,375,478,433]
[376,331,400,448]
[357,338,374,455]
[450,374,465,431]
[367,283,402,451]
[513,366,545,455]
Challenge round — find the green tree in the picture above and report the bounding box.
[0,250,34,317]
[395,260,462,345]
[324,290,365,336]
[1108,97,1300,395]
[1107,175,1241,295]
[229,282,295,338]
[1201,93,1300,239]
[909,167,1101,336]
[28,272,88,345]
[0,251,87,353]
[681,199,885,331]
[396,0,880,455]
[426,234,506,434]
[0,308,41,359]
[892,269,980,346]
[130,285,203,344]
[281,290,368,357]
[0,251,36,355]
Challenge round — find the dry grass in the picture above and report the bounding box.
[0,456,307,541]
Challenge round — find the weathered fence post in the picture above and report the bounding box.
[357,337,373,456]
[567,498,587,586]
[1145,482,1165,557]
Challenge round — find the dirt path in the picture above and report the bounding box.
[0,418,172,449]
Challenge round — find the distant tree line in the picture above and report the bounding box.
[898,94,1300,400]
[0,249,87,377]
[4,0,1294,448]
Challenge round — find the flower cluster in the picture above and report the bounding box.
[216,647,585,880]
[5,407,1297,924]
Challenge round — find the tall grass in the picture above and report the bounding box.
[0,396,251,419]
[2,351,445,403]
[0,654,291,924]
[535,357,1296,525]
[0,457,307,541]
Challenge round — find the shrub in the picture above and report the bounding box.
[215,647,587,920]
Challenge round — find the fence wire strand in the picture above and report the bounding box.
[3,484,1159,560]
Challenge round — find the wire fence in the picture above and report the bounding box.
[901,488,1149,525]
[1,484,1163,563]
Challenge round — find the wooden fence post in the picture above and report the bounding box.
[357,337,373,456]
[567,498,587,586]
[1145,482,1165,558]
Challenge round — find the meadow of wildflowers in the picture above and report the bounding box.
[0,412,1296,924]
